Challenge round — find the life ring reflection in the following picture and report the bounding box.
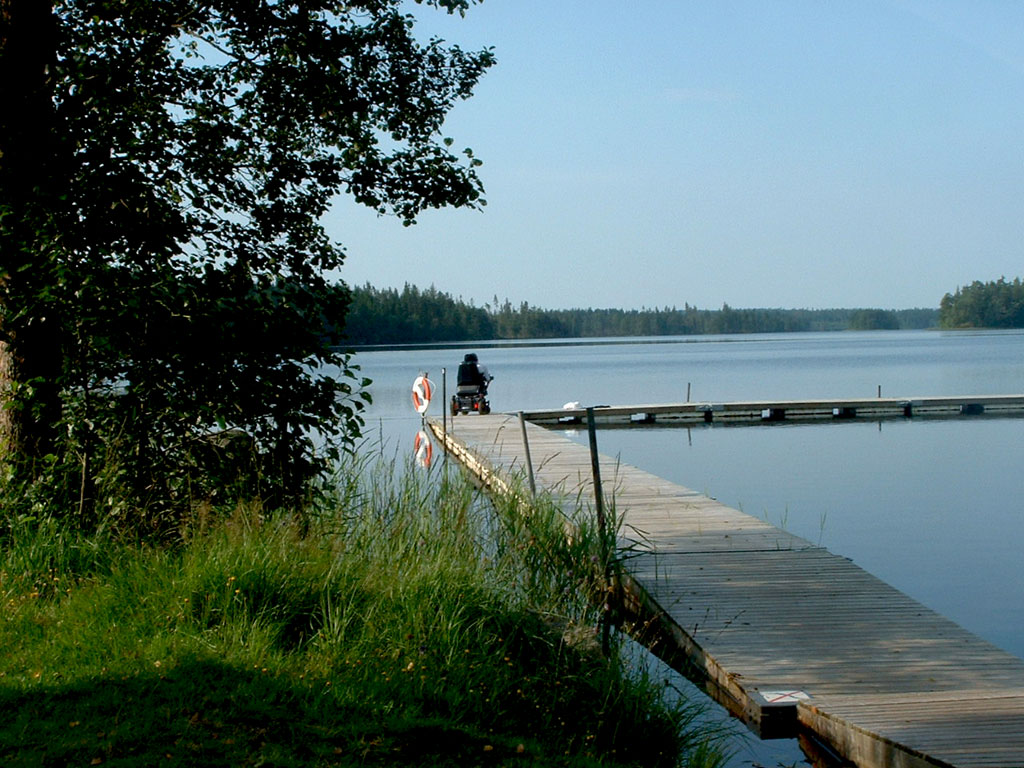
[414,430,433,468]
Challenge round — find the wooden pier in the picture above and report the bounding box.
[519,394,1024,426]
[429,412,1024,768]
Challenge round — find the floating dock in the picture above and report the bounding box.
[429,412,1024,768]
[520,394,1024,426]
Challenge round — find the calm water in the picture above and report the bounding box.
[350,329,1024,765]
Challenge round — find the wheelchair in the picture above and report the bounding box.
[450,354,492,415]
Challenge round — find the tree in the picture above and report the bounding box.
[849,309,900,331]
[940,278,1024,329]
[0,0,494,527]
[0,0,64,463]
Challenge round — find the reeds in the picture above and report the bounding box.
[0,450,728,767]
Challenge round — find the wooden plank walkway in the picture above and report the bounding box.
[429,413,1024,768]
[520,394,1024,426]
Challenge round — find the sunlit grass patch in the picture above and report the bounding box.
[0,454,728,767]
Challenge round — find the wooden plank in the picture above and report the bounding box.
[431,413,1024,767]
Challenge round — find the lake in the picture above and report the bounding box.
[349,329,1024,765]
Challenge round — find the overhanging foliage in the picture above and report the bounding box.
[0,0,494,528]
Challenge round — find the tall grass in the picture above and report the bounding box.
[0,450,728,767]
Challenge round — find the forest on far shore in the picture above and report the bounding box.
[340,283,941,345]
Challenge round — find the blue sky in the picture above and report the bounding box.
[325,1,1024,311]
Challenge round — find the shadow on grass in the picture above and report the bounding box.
[0,657,547,768]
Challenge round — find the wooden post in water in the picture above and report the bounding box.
[517,411,536,497]
[586,407,611,655]
[441,368,447,451]
[585,407,606,535]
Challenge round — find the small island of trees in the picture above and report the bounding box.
[939,277,1024,329]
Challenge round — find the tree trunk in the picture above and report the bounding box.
[0,0,62,465]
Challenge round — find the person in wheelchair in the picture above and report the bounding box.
[452,353,493,415]
[457,353,492,395]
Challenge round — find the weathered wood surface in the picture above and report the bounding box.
[430,413,1024,768]
[520,394,1024,426]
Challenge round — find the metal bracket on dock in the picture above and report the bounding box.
[747,689,812,739]
[630,411,655,424]
[696,403,719,423]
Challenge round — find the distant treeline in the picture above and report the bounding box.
[341,283,939,345]
[939,278,1024,329]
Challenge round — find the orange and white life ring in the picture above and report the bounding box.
[414,430,433,467]
[411,375,433,414]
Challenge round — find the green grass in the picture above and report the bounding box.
[0,453,728,767]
